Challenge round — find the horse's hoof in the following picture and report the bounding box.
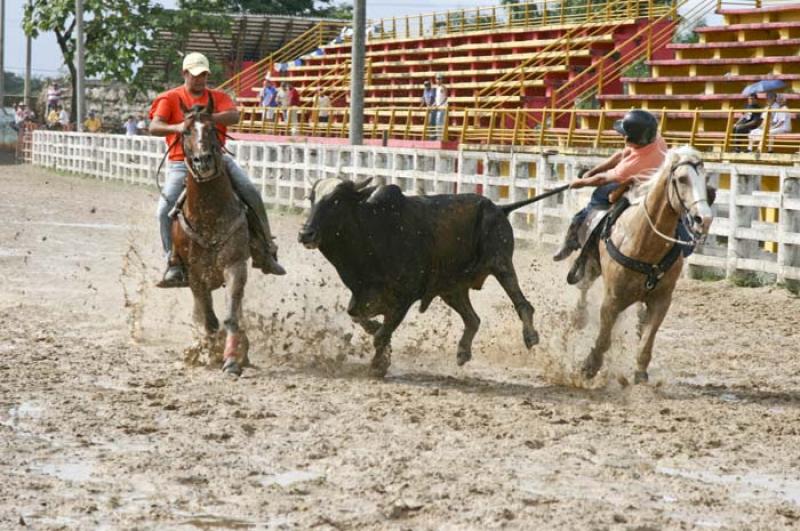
[456,349,472,366]
[524,328,540,349]
[581,360,600,380]
[222,358,242,377]
[571,311,588,330]
[634,371,649,384]
[370,356,390,377]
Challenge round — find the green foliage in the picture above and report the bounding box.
[622,60,649,79]
[673,17,707,44]
[225,0,352,18]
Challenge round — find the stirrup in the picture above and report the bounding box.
[156,265,189,288]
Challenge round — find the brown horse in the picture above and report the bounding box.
[570,146,713,383]
[171,99,250,376]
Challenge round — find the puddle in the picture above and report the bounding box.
[177,514,258,529]
[1,401,44,428]
[259,470,323,488]
[658,466,800,504]
[35,462,94,482]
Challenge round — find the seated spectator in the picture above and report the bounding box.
[13,104,26,131]
[260,78,278,121]
[84,111,103,132]
[732,95,762,152]
[124,115,138,136]
[58,106,70,130]
[46,106,60,129]
[748,93,792,151]
[277,82,289,121]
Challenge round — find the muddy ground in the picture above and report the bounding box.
[1,161,799,530]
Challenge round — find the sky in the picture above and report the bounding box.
[1,0,721,88]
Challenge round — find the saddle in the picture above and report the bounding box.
[566,197,695,290]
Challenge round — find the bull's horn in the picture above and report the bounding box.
[354,177,373,191]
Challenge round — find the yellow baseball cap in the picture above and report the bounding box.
[182,52,210,76]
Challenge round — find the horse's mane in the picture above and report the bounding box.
[628,145,701,203]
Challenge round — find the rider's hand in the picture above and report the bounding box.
[570,180,586,189]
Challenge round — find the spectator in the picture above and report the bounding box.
[84,110,103,132]
[47,82,63,112]
[124,115,138,136]
[287,83,301,134]
[46,106,60,129]
[13,104,26,131]
[136,114,148,134]
[732,95,762,152]
[748,93,792,151]
[421,80,436,133]
[58,106,70,129]
[277,82,289,121]
[260,77,278,121]
[315,88,331,124]
[433,73,449,139]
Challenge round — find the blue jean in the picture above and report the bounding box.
[157,155,272,259]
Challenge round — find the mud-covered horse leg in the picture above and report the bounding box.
[572,258,600,330]
[634,294,673,384]
[370,303,411,377]
[185,283,219,364]
[441,288,481,366]
[221,262,248,376]
[581,295,623,380]
[492,263,539,348]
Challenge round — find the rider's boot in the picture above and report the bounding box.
[157,260,189,288]
[250,237,286,276]
[553,216,582,262]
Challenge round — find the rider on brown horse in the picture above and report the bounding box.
[552,110,668,261]
[149,52,286,287]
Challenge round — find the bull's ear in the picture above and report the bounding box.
[706,185,717,206]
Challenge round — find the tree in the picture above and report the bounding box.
[24,0,161,122]
[225,0,352,19]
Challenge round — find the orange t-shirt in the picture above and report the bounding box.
[149,86,237,161]
[606,136,668,185]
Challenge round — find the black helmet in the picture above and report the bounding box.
[613,110,658,146]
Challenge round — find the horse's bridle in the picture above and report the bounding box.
[182,115,226,183]
[642,158,709,246]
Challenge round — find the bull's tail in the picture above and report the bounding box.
[500,184,570,216]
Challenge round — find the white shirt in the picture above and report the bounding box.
[771,104,792,133]
[125,120,138,136]
[317,95,331,117]
[435,84,448,108]
[58,110,70,126]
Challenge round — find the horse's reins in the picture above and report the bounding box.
[641,159,709,246]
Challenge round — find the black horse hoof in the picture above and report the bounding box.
[581,361,600,380]
[524,329,540,349]
[222,358,242,377]
[456,349,472,366]
[634,371,649,384]
[370,357,390,378]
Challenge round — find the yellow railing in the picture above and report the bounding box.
[369,0,675,41]
[218,21,348,96]
[232,105,800,158]
[548,0,710,116]
[474,0,672,109]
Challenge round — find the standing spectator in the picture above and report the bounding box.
[136,114,148,134]
[421,80,435,133]
[748,93,792,151]
[47,82,63,112]
[84,110,103,132]
[732,95,762,152]
[315,88,331,124]
[260,78,278,122]
[287,83,301,134]
[58,106,70,129]
[124,115,138,136]
[433,73,449,139]
[13,104,26,131]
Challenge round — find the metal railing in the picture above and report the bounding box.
[368,0,675,41]
[218,21,348,97]
[233,104,800,158]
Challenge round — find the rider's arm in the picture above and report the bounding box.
[582,150,623,179]
[212,109,240,126]
[570,172,615,189]
[149,115,185,137]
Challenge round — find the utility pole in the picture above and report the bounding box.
[0,0,6,110]
[24,0,32,107]
[348,0,365,145]
[75,0,85,130]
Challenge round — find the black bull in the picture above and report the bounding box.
[298,178,546,376]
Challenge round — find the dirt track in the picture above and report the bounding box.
[1,162,799,530]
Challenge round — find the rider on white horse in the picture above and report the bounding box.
[149,52,286,288]
[553,109,668,261]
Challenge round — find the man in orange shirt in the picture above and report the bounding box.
[553,109,667,261]
[150,52,285,287]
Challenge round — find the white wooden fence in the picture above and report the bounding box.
[31,131,800,284]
